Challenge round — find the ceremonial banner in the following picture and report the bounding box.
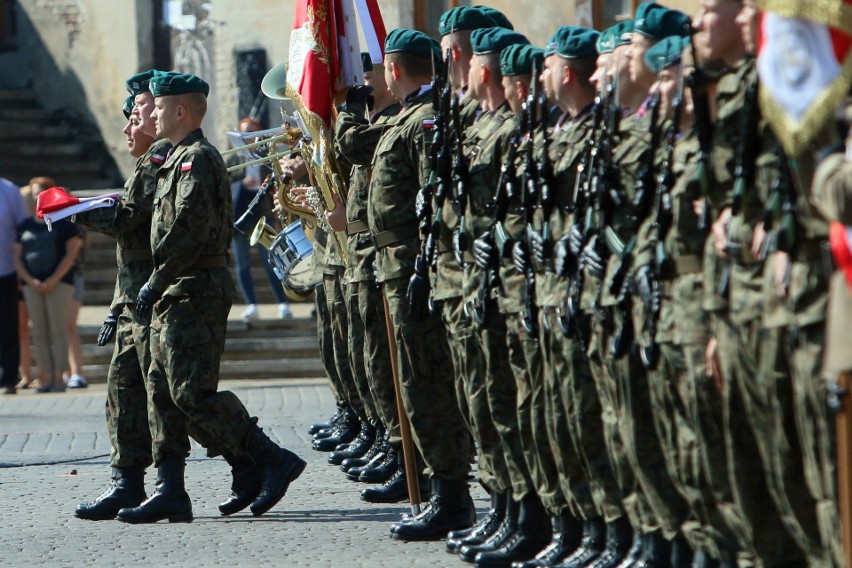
[757,0,852,157]
[35,187,120,229]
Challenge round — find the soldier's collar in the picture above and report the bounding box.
[404,84,432,104]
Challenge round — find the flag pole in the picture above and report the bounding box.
[381,285,422,516]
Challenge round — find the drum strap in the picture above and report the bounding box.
[117,248,153,265]
[371,225,419,249]
[346,220,369,236]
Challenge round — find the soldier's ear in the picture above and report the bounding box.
[480,64,490,85]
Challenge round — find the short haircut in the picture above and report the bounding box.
[478,53,503,82]
[386,52,433,81]
[447,30,473,58]
[179,92,208,118]
[566,57,596,87]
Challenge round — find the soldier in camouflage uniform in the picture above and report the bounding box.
[368,30,474,542]
[334,53,411,497]
[74,72,171,521]
[115,73,306,525]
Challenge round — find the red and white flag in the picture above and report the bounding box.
[757,0,852,157]
[36,187,121,229]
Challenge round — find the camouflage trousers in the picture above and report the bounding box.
[323,271,369,423]
[106,307,153,469]
[607,304,689,540]
[714,314,805,567]
[341,279,379,427]
[473,301,532,501]
[542,308,623,522]
[670,275,743,562]
[587,308,646,533]
[355,279,399,440]
[505,312,567,516]
[147,294,254,464]
[443,297,505,493]
[383,277,471,480]
[758,323,839,567]
[315,280,345,407]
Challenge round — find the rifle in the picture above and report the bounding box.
[468,131,520,327]
[630,90,663,222]
[537,81,554,271]
[409,49,450,320]
[452,93,470,268]
[687,32,714,232]
[718,77,759,298]
[641,66,685,371]
[520,60,541,337]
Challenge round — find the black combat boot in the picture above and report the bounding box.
[514,510,583,568]
[555,517,606,567]
[244,425,307,516]
[392,478,476,541]
[313,407,360,451]
[329,422,375,465]
[670,533,694,568]
[218,452,262,516]
[633,532,670,568]
[116,456,192,524]
[447,490,508,553]
[473,493,552,567]
[459,497,520,563]
[586,516,633,568]
[308,406,344,435]
[75,466,147,521]
[361,452,429,503]
[356,445,398,483]
[616,531,645,568]
[341,426,385,472]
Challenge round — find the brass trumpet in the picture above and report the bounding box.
[223,125,303,174]
[249,217,278,249]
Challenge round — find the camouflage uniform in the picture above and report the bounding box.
[368,89,471,479]
[535,107,608,521]
[598,106,689,538]
[76,138,172,469]
[498,133,566,516]
[146,129,259,463]
[461,102,532,501]
[335,98,402,437]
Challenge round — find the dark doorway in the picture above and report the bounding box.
[234,48,268,128]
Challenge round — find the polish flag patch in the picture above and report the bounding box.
[181,162,193,172]
[150,153,165,165]
[422,118,435,130]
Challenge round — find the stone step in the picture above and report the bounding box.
[0,122,69,140]
[0,107,55,121]
[0,89,39,108]
[0,140,86,158]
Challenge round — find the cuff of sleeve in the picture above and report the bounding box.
[148,274,168,295]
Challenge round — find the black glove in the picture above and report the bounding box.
[568,223,584,258]
[528,230,547,267]
[346,85,374,106]
[581,236,605,279]
[553,234,574,277]
[415,184,432,222]
[512,240,529,274]
[97,309,119,347]
[135,283,162,320]
[453,227,467,268]
[407,257,431,322]
[633,265,654,312]
[473,232,498,270]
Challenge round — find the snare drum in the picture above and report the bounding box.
[268,221,321,300]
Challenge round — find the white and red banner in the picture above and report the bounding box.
[35,187,121,229]
[757,0,852,157]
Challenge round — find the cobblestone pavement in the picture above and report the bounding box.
[0,379,486,567]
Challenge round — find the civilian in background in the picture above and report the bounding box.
[16,183,35,389]
[13,179,83,393]
[0,176,27,395]
[64,226,88,389]
[230,117,292,320]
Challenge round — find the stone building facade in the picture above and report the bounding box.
[0,0,699,181]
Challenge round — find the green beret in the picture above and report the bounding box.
[634,3,691,41]
[361,52,373,73]
[122,96,135,119]
[149,73,210,98]
[545,26,600,59]
[384,28,441,63]
[477,6,513,31]
[471,27,529,55]
[439,6,501,36]
[500,44,545,77]
[598,20,634,54]
[125,70,158,97]
[643,35,688,74]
